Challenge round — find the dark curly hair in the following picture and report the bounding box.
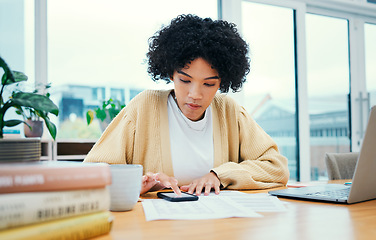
[147,14,250,93]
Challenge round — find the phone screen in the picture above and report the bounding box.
[157,191,199,202]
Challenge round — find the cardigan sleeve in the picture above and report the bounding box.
[83,105,136,165]
[212,106,290,190]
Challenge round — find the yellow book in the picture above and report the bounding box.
[0,211,113,240]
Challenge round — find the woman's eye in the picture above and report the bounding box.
[204,83,216,87]
[180,79,190,83]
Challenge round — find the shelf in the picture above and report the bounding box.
[40,139,96,161]
[53,139,96,161]
[41,139,53,161]
[56,155,88,161]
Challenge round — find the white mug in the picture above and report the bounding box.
[108,164,143,211]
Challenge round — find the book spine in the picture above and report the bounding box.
[0,164,111,193]
[0,188,110,230]
[0,211,113,240]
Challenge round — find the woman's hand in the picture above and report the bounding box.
[140,172,181,195]
[180,172,221,196]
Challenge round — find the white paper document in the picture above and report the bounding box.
[142,191,286,221]
[224,192,287,212]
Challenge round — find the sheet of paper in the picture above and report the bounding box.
[142,195,261,221]
[197,191,287,212]
[224,193,287,212]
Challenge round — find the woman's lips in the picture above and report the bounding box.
[186,103,201,110]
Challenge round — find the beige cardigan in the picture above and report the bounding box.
[84,89,289,189]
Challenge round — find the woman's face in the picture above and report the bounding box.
[171,58,221,121]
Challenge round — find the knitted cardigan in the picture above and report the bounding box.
[84,89,289,189]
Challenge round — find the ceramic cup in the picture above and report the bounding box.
[108,164,143,211]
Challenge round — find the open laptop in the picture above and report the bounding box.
[269,105,376,204]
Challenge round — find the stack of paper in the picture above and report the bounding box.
[142,191,286,221]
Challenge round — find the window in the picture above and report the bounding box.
[0,0,34,134]
[365,23,376,109]
[241,1,298,180]
[5,0,376,181]
[0,0,33,77]
[306,14,350,180]
[47,0,217,139]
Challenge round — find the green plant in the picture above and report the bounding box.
[86,98,125,126]
[15,83,53,121]
[0,55,59,139]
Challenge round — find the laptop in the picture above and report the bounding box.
[269,105,376,204]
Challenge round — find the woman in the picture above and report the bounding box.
[84,14,289,196]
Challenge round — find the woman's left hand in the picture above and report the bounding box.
[180,172,221,196]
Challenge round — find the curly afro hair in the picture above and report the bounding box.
[147,14,250,93]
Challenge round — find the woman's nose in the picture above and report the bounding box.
[188,85,203,100]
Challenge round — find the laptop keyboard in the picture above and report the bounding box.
[305,187,350,200]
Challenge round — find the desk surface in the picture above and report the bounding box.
[95,180,376,240]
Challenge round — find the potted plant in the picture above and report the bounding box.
[0,55,59,162]
[14,83,56,139]
[86,98,125,131]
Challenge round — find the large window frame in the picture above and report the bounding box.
[222,0,309,181]
[305,1,376,153]
[220,0,376,181]
[32,0,376,181]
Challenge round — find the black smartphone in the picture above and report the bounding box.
[157,191,199,202]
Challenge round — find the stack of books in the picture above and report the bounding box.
[0,161,113,240]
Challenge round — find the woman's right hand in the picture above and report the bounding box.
[140,172,181,195]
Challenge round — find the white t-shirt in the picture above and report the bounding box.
[167,94,214,186]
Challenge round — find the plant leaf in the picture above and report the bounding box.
[38,112,57,140]
[12,71,28,82]
[43,117,57,140]
[0,56,14,85]
[86,110,94,125]
[1,71,27,86]
[0,56,7,69]
[0,56,27,85]
[4,119,23,127]
[11,92,59,116]
[108,108,119,120]
[1,72,11,85]
[95,109,107,122]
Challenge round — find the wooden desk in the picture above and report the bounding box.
[95,181,376,240]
